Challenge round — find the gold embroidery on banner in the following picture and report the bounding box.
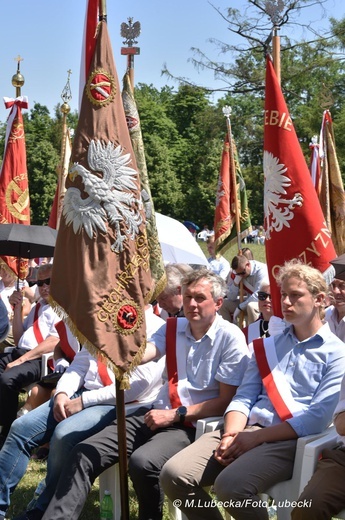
[97,232,150,330]
[86,68,116,107]
[9,120,25,143]
[5,177,30,221]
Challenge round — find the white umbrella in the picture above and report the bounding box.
[155,213,208,266]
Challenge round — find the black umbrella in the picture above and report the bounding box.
[0,224,57,259]
[330,254,345,281]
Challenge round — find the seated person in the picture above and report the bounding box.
[30,269,250,520]
[17,320,81,417]
[161,261,345,520]
[325,277,345,342]
[242,280,273,344]
[156,263,193,319]
[0,304,165,520]
[206,236,230,280]
[219,254,268,325]
[0,263,31,350]
[0,264,60,444]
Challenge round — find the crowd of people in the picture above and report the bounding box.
[0,248,345,520]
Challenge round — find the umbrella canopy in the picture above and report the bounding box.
[183,220,200,232]
[155,213,208,266]
[0,224,57,259]
[330,254,345,281]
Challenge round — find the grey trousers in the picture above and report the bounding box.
[160,429,297,520]
[291,447,345,520]
[41,407,195,520]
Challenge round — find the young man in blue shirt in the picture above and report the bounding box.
[161,260,345,520]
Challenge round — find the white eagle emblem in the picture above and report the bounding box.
[264,151,303,239]
[63,139,142,253]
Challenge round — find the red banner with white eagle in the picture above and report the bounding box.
[263,56,336,317]
[50,13,153,386]
[0,96,30,278]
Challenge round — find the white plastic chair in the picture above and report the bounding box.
[297,427,345,519]
[261,427,334,520]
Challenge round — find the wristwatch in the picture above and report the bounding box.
[176,406,187,423]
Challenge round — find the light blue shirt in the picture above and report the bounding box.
[207,255,231,280]
[149,313,250,409]
[227,260,268,310]
[226,323,345,437]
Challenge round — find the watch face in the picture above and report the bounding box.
[178,406,187,416]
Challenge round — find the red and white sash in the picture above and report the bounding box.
[166,317,182,409]
[253,336,305,421]
[33,302,44,344]
[166,317,194,426]
[97,356,113,387]
[54,320,79,362]
[242,279,255,295]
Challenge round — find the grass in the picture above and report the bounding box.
[7,458,170,520]
[198,240,267,265]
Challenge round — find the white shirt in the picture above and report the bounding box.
[325,305,345,343]
[55,305,166,408]
[149,313,249,409]
[18,300,60,350]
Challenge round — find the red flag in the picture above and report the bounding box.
[263,56,336,316]
[79,0,98,107]
[50,13,153,387]
[0,96,30,278]
[214,134,251,254]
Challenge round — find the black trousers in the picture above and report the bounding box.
[42,407,196,520]
[0,347,41,435]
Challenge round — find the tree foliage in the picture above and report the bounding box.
[0,1,345,230]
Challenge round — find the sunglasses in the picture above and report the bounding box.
[37,278,51,287]
[236,270,246,276]
[258,291,272,301]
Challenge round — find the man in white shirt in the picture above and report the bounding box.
[325,277,345,342]
[219,255,268,325]
[0,305,165,520]
[0,264,60,441]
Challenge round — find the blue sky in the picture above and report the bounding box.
[0,0,342,123]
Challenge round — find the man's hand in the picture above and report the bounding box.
[214,430,262,466]
[233,307,241,323]
[9,290,23,309]
[5,358,24,371]
[54,358,70,373]
[233,275,242,286]
[54,394,83,422]
[144,409,177,431]
[53,393,70,422]
[64,396,83,417]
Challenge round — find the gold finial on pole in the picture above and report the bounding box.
[12,55,25,97]
[121,17,141,89]
[61,69,72,115]
[265,0,285,84]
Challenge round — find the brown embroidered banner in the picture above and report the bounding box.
[50,19,153,387]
